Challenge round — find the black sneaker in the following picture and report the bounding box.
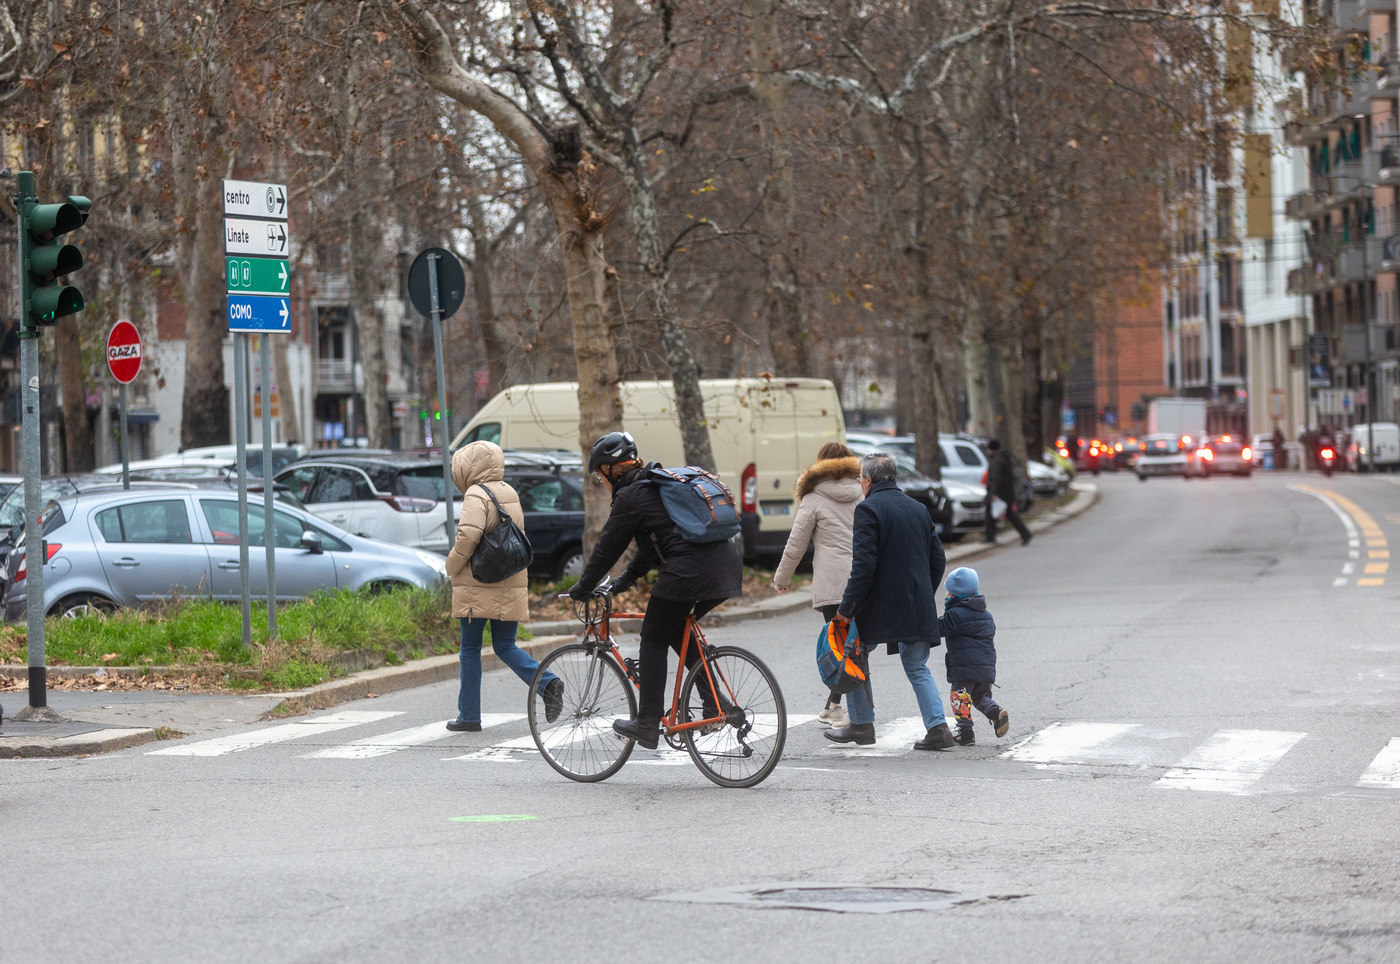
[993,709,1009,738]
[612,717,660,749]
[446,719,481,732]
[543,678,565,723]
[954,729,975,746]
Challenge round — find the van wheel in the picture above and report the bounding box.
[554,546,584,582]
[52,594,116,619]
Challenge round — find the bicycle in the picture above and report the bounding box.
[526,582,787,788]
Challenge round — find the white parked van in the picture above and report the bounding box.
[1346,423,1400,471]
[450,378,846,558]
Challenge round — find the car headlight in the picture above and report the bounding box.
[414,549,448,575]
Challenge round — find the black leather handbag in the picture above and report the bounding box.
[469,484,534,583]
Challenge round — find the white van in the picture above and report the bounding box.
[450,378,845,558]
[1346,423,1400,471]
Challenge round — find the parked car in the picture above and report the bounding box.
[940,478,989,540]
[844,440,952,537]
[0,474,21,503]
[1134,434,1188,480]
[1027,459,1069,496]
[3,486,446,620]
[1188,435,1254,478]
[274,454,463,553]
[95,445,303,478]
[501,460,588,581]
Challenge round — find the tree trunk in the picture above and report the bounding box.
[273,334,300,445]
[56,321,95,471]
[998,341,1029,467]
[467,194,510,399]
[962,300,993,438]
[746,0,811,377]
[348,205,391,449]
[178,116,230,448]
[622,136,716,473]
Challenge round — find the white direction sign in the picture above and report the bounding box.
[222,179,288,220]
[225,217,289,258]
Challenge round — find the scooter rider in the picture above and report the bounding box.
[569,432,743,749]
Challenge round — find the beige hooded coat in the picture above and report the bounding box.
[772,456,863,609]
[445,441,530,621]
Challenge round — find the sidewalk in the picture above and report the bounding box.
[0,482,1097,758]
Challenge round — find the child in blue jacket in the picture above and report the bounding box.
[940,567,1009,746]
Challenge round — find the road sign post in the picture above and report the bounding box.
[224,179,289,639]
[107,321,143,490]
[408,248,467,547]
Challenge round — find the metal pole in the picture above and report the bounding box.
[17,171,46,709]
[119,382,130,490]
[1359,177,1376,474]
[261,335,276,636]
[427,253,454,549]
[234,333,251,647]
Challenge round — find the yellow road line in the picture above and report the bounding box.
[1296,484,1389,587]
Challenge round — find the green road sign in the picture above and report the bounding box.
[226,256,290,297]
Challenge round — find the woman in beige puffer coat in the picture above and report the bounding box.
[443,441,562,732]
[772,442,862,726]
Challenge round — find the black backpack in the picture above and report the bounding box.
[469,484,534,583]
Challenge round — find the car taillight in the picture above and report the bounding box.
[15,543,61,583]
[381,495,436,513]
[741,463,757,514]
[1242,446,1252,461]
[1058,447,1069,457]
[1201,449,1213,461]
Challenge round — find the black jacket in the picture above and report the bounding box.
[576,463,743,601]
[940,594,997,683]
[838,479,946,649]
[985,449,1018,503]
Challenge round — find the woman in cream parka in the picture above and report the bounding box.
[444,441,562,731]
[772,441,862,726]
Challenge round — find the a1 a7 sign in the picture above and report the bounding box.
[107,320,142,384]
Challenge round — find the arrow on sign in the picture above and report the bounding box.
[278,262,287,287]
[265,223,287,254]
[279,300,289,326]
[276,185,286,216]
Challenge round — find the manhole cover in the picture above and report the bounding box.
[653,882,1021,914]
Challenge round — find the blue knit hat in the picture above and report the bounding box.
[946,567,979,597]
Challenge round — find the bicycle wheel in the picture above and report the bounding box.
[528,643,637,782]
[679,646,786,788]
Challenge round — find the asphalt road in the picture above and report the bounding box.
[5,470,1399,963]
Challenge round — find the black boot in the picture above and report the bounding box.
[613,716,660,750]
[823,723,876,746]
[913,722,956,750]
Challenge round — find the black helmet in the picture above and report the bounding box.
[588,431,638,473]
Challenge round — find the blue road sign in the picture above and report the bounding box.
[227,294,290,333]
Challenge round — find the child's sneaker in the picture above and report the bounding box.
[818,704,849,727]
[992,709,1009,738]
[954,729,975,746]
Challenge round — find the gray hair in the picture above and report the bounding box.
[860,452,897,484]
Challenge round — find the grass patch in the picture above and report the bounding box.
[1,582,461,691]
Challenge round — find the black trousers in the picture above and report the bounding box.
[948,680,1001,732]
[637,596,725,722]
[986,499,1032,542]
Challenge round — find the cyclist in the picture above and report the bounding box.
[569,431,743,749]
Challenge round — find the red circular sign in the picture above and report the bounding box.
[107,321,143,384]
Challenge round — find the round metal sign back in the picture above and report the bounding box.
[107,320,143,384]
[408,247,466,321]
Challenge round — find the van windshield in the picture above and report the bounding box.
[467,422,501,445]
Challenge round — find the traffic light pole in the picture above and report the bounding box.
[15,172,47,709]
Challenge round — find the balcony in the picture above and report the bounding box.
[1374,55,1400,97]
[1337,236,1385,282]
[1331,0,1367,38]
[315,359,353,391]
[1284,191,1329,220]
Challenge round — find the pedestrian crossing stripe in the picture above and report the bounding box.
[147,710,402,756]
[145,711,1400,791]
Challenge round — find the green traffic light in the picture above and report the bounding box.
[29,242,82,280]
[30,285,85,325]
[19,184,91,331]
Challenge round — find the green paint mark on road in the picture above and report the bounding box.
[450,814,538,823]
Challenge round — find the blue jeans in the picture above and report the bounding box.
[844,640,947,731]
[456,618,558,724]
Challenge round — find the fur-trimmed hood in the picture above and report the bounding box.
[794,456,862,501]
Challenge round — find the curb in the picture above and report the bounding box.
[0,635,573,758]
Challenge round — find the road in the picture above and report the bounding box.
[5,471,1399,962]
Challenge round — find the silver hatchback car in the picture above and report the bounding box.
[4,485,447,619]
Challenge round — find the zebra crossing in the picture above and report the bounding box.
[143,711,1400,792]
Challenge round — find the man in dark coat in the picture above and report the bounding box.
[984,439,1032,546]
[571,432,743,749]
[825,451,955,751]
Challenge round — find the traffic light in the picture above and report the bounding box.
[18,179,91,331]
